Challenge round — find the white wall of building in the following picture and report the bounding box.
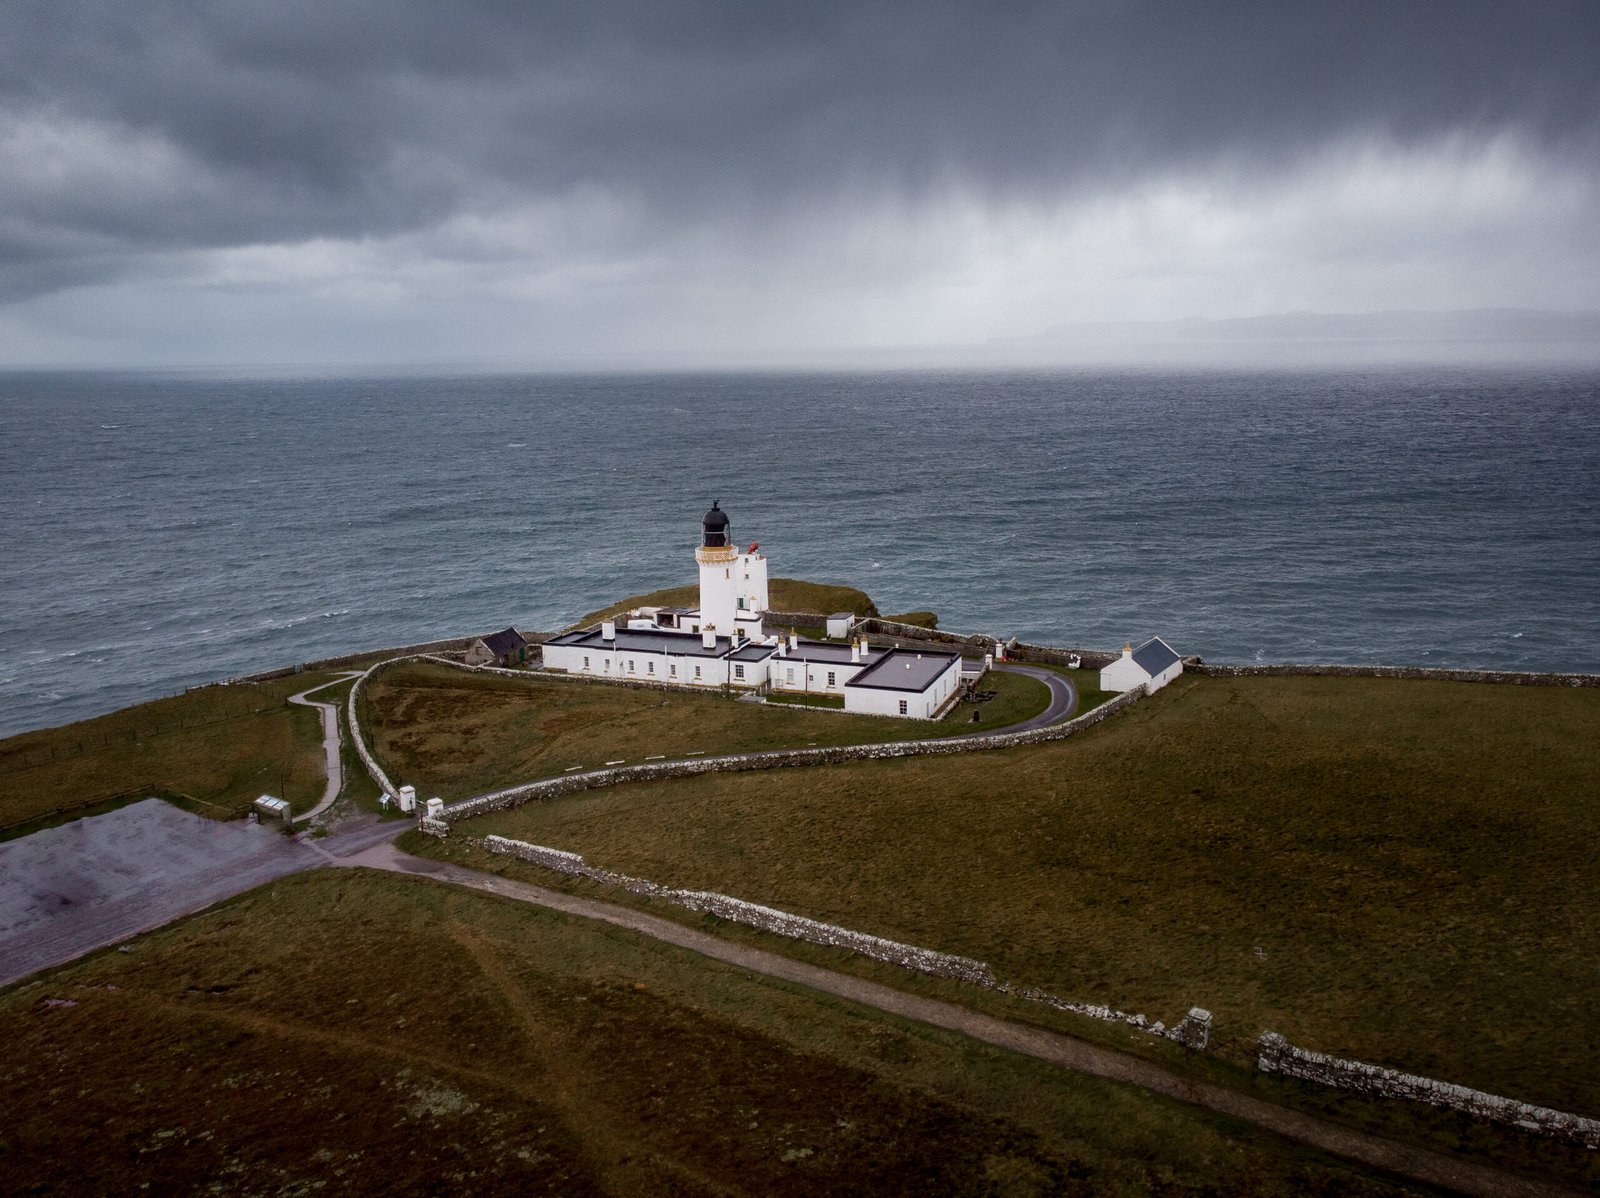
[541,640,743,688]
[698,555,739,633]
[737,552,768,615]
[1146,660,1183,692]
[1099,651,1148,693]
[768,656,866,695]
[844,658,961,720]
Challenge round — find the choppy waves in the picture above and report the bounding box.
[1,366,1597,735]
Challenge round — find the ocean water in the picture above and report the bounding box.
[1,367,1597,738]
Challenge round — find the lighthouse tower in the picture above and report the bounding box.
[696,501,768,637]
[696,501,738,634]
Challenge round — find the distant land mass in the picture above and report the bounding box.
[980,307,1600,367]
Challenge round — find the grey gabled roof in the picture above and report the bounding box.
[480,627,527,656]
[1131,637,1181,676]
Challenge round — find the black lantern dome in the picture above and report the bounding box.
[702,500,731,548]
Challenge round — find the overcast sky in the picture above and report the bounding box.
[2,1,1597,368]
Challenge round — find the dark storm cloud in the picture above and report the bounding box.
[1,0,1597,301]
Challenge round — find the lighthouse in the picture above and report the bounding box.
[695,501,768,637]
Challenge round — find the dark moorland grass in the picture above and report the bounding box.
[454,674,1600,1122]
[0,671,348,833]
[572,577,879,630]
[361,661,1052,801]
[0,868,1430,1197]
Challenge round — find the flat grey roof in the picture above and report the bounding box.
[728,644,778,662]
[1132,637,1181,676]
[547,626,733,659]
[784,639,881,665]
[846,648,961,693]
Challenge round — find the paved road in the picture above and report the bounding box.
[288,672,363,826]
[991,661,1078,731]
[333,838,1569,1198]
[0,803,404,989]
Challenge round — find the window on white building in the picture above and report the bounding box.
[670,663,677,678]
[648,662,655,675]
[734,664,745,680]
[583,656,589,669]
[694,665,702,679]
[785,667,794,683]
[898,699,908,715]
[827,671,836,687]
[628,659,635,673]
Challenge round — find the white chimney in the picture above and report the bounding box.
[703,630,717,649]
[850,642,860,662]
[788,633,798,651]
[601,620,616,641]
[1122,642,1133,659]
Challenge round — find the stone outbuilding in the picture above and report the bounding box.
[466,627,529,668]
[1099,636,1183,694]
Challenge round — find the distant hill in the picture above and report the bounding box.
[988,308,1600,366]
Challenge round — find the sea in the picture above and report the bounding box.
[2,366,1597,738]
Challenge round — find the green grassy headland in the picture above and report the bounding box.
[0,671,356,836]
[0,867,1431,1197]
[360,659,1054,801]
[571,577,879,629]
[442,673,1600,1125]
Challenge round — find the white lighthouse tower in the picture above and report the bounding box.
[696,501,768,638]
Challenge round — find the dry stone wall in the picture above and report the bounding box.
[479,835,995,984]
[1192,662,1600,688]
[1258,1032,1600,1149]
[438,684,1145,822]
[478,834,1208,1042]
[346,658,402,800]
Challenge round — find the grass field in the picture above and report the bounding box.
[450,673,1600,1122]
[0,868,1431,1196]
[572,577,878,629]
[0,671,351,835]
[361,661,1052,801]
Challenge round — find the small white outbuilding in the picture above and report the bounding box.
[1099,637,1184,694]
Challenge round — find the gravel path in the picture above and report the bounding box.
[287,671,363,826]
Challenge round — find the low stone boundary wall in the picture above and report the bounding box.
[223,635,480,685]
[439,684,1144,822]
[346,658,404,800]
[1192,662,1600,688]
[857,618,996,651]
[480,835,995,984]
[477,835,1207,1045]
[766,609,830,630]
[1258,1032,1600,1149]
